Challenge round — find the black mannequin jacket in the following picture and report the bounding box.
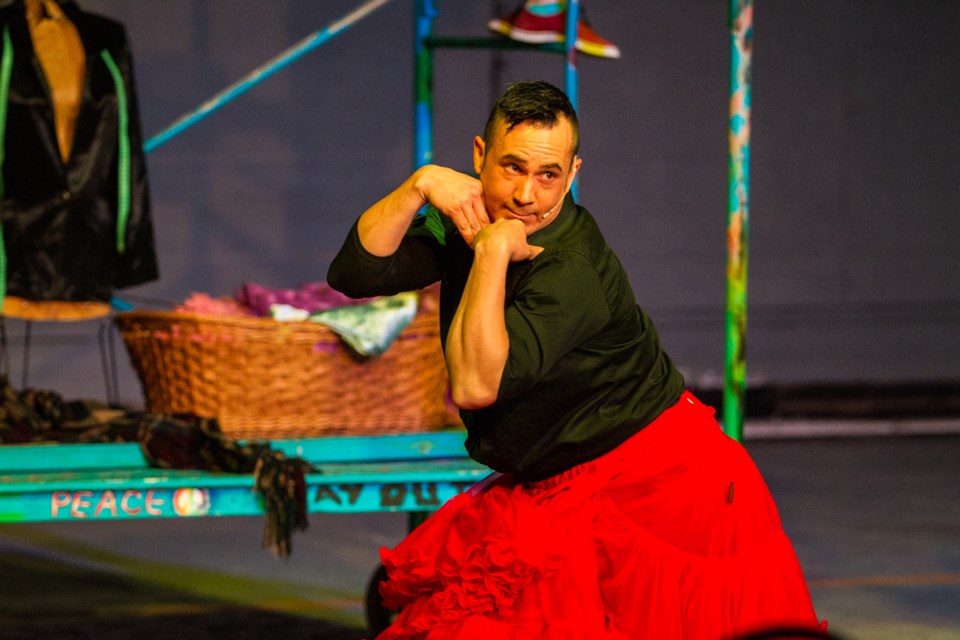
[0,0,157,303]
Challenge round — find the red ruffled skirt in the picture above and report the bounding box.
[376,392,824,639]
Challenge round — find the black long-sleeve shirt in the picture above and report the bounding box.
[328,194,684,480]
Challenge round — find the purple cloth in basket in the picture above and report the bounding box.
[236,281,375,317]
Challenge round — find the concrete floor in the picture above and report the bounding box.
[1,430,958,640]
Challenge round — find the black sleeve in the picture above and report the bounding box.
[327,218,443,299]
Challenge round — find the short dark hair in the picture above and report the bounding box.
[482,80,580,157]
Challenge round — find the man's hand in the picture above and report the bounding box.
[356,164,490,257]
[473,218,544,262]
[414,165,490,246]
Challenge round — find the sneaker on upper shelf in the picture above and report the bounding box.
[487,5,621,59]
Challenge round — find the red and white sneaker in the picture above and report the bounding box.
[487,5,621,59]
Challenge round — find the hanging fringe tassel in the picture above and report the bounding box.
[254,451,313,558]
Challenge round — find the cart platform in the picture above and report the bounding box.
[0,431,489,523]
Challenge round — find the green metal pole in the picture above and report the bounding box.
[723,0,753,441]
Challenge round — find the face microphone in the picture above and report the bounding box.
[541,196,563,220]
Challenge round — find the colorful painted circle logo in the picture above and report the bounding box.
[172,488,212,517]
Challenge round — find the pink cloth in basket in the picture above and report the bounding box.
[175,292,252,317]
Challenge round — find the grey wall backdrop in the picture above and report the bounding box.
[6,0,958,405]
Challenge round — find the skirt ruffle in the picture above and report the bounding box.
[380,477,562,632]
[376,392,825,639]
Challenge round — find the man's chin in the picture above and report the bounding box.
[508,209,539,222]
[492,207,543,232]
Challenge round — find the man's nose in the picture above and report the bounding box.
[513,177,535,205]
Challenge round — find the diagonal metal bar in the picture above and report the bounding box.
[144,0,394,153]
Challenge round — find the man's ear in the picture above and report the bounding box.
[473,136,485,175]
[565,156,583,193]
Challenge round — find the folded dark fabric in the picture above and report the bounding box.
[139,413,315,558]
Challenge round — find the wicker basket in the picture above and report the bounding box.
[114,307,452,440]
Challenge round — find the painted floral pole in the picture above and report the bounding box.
[724,0,752,440]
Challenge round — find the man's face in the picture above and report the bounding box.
[473,117,582,235]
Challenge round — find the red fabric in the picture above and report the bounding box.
[377,392,824,639]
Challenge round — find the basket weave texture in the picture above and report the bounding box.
[114,308,451,440]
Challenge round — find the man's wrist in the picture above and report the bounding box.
[409,165,434,209]
[473,234,513,264]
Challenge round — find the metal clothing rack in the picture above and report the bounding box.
[0,314,120,403]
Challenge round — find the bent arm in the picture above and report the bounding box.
[357,165,489,256]
[329,165,487,297]
[446,220,542,409]
[355,169,430,257]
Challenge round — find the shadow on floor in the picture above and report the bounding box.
[0,550,367,640]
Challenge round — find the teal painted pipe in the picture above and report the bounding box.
[565,0,579,200]
[564,0,579,112]
[413,0,436,169]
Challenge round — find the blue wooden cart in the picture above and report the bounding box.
[0,431,488,523]
[0,430,490,632]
